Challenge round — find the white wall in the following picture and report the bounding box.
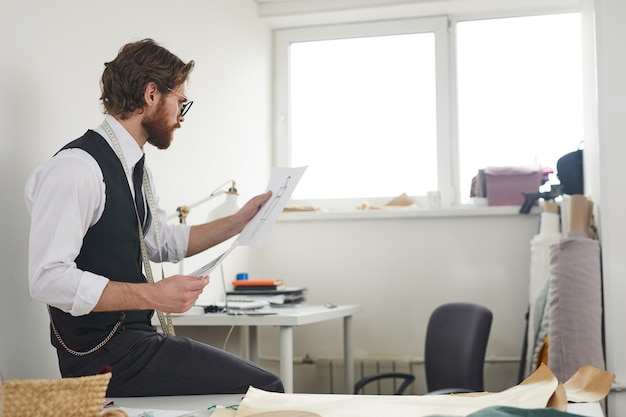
[247,211,539,393]
[177,209,539,394]
[592,0,626,414]
[0,0,272,379]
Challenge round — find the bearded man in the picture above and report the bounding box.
[24,38,283,397]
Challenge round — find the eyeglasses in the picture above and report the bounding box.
[167,88,193,117]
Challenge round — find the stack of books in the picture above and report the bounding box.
[228,279,306,305]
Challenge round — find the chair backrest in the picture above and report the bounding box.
[424,302,493,393]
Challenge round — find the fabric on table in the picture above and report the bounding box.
[547,230,605,382]
[234,365,560,417]
[227,364,613,417]
[425,405,586,416]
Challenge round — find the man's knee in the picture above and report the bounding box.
[265,375,285,393]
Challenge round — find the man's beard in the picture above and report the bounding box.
[143,102,180,150]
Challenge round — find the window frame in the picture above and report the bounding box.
[272,9,583,210]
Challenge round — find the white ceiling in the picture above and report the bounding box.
[253,0,580,28]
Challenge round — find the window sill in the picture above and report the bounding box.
[278,205,539,222]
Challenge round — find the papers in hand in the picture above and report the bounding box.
[189,246,236,277]
[190,166,307,277]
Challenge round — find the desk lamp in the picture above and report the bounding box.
[169,181,241,311]
[173,180,240,226]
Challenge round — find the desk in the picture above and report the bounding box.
[109,395,604,417]
[154,304,360,393]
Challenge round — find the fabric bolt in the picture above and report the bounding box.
[559,195,572,237]
[526,211,562,377]
[530,277,551,373]
[547,230,604,382]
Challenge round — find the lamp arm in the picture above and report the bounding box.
[166,180,237,223]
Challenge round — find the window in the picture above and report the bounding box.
[273,12,584,208]
[456,13,583,202]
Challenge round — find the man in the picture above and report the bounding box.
[24,38,284,396]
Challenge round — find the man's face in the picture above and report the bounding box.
[143,92,182,150]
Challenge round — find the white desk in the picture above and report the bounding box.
[154,304,360,393]
[109,395,604,417]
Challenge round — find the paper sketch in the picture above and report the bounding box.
[188,245,236,277]
[237,166,306,247]
[189,166,307,277]
[247,175,291,241]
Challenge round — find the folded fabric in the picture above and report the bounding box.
[226,365,613,417]
[426,405,585,417]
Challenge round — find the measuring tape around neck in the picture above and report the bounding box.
[102,120,175,335]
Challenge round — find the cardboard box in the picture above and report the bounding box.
[485,165,542,206]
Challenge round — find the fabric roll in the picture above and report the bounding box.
[526,209,562,377]
[559,195,572,237]
[547,229,604,382]
[530,275,551,375]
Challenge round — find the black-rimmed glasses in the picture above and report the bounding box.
[167,88,193,117]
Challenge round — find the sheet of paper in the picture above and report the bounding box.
[116,407,203,416]
[189,166,306,277]
[237,166,307,247]
[189,245,237,277]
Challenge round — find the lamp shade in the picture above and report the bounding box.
[169,180,240,276]
[208,191,240,220]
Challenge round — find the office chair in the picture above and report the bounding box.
[353,372,415,395]
[424,302,493,395]
[353,302,492,395]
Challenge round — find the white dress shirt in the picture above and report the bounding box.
[24,115,190,316]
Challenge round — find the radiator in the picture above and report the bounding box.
[315,357,420,394]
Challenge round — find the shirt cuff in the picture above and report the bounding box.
[70,271,109,316]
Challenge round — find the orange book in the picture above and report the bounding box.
[232,279,284,287]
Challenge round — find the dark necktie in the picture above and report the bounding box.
[133,155,146,228]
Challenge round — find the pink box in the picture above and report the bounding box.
[485,165,542,206]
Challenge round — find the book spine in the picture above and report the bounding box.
[232,280,284,287]
[234,286,282,291]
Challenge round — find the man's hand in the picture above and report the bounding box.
[231,191,273,230]
[93,275,210,314]
[150,275,210,313]
[187,191,272,257]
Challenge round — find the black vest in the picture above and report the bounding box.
[49,130,154,353]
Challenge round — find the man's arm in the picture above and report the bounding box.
[25,150,109,316]
[186,191,272,257]
[93,276,210,313]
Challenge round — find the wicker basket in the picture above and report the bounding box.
[2,373,111,417]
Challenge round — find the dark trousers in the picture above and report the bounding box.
[56,329,284,397]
